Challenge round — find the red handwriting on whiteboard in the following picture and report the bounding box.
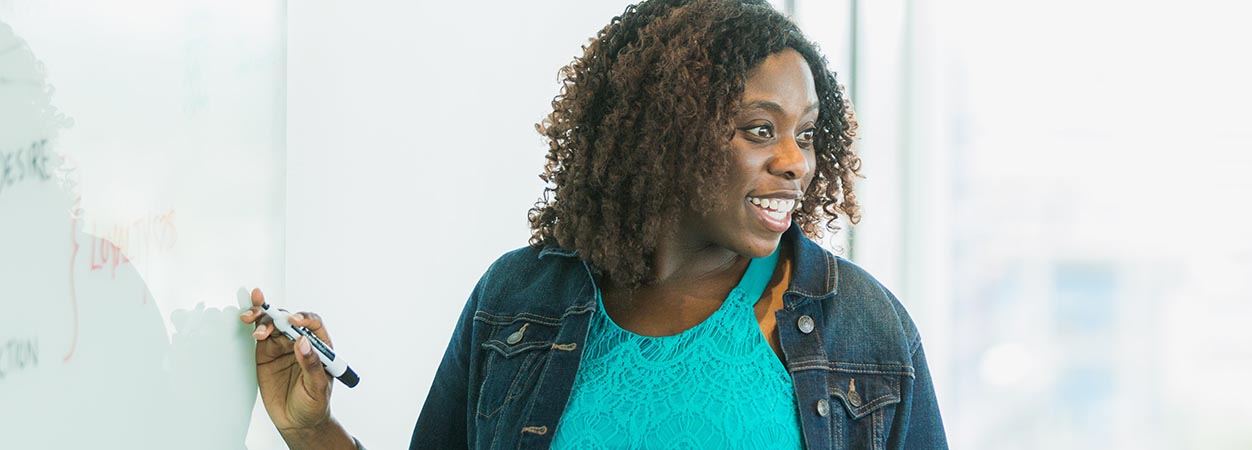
[65,217,80,362]
[88,231,130,277]
[86,211,178,280]
[64,211,178,362]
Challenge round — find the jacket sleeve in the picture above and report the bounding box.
[410,281,483,449]
[900,339,950,449]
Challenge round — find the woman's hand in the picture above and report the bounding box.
[239,288,355,449]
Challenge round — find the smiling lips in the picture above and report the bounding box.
[747,196,799,232]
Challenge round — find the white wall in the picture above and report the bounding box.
[284,1,636,448]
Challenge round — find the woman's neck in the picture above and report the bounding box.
[647,237,748,288]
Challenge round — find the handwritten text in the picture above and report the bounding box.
[0,337,38,380]
[0,139,53,197]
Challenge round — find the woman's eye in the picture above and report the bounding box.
[745,125,774,139]
[797,128,815,145]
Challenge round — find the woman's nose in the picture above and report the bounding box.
[768,137,809,180]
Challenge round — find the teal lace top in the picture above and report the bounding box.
[551,246,804,449]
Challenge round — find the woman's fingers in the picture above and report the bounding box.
[239,288,282,341]
[239,288,332,358]
[242,309,277,340]
[252,320,278,340]
[288,311,333,347]
[251,287,266,307]
[240,305,267,322]
[293,336,332,396]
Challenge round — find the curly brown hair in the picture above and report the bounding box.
[528,0,861,289]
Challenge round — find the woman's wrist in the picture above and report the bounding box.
[279,417,358,450]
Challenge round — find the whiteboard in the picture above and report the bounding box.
[0,1,285,448]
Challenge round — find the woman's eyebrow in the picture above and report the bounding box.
[741,100,820,116]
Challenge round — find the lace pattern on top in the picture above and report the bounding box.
[551,246,804,449]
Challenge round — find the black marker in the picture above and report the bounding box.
[262,303,360,388]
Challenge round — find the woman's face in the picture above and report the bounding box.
[682,48,819,258]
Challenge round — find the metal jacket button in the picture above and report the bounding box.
[816,399,830,417]
[797,315,815,334]
[506,323,528,345]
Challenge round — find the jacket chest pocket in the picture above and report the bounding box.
[828,372,902,450]
[475,316,559,421]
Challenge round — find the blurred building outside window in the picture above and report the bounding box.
[782,0,1252,448]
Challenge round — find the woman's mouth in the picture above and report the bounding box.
[747,196,797,232]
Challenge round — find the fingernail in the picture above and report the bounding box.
[291,313,304,322]
[298,337,312,355]
[253,325,265,337]
[240,310,251,318]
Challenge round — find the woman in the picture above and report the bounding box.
[240,1,948,449]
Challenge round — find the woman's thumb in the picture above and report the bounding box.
[295,336,331,393]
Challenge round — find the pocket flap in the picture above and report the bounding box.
[479,316,558,358]
[828,372,902,419]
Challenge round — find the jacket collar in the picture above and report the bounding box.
[536,223,839,307]
[780,223,839,309]
[537,245,578,258]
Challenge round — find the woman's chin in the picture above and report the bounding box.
[731,234,783,259]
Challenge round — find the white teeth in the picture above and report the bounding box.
[765,209,787,220]
[748,197,796,212]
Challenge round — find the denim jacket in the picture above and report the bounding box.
[411,226,948,450]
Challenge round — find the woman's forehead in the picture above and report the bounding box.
[741,49,818,114]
